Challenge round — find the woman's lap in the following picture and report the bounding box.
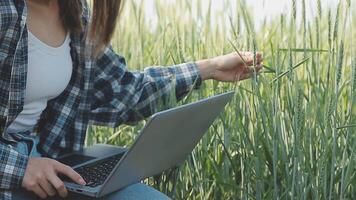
[13,183,171,200]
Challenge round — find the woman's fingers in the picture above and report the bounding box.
[39,177,57,197]
[32,184,48,199]
[238,52,263,66]
[255,64,263,71]
[244,64,263,74]
[239,64,263,80]
[47,173,68,198]
[46,161,86,198]
[54,161,86,185]
[22,157,85,199]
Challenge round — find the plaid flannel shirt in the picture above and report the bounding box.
[0,0,202,199]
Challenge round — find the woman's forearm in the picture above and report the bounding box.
[196,59,215,81]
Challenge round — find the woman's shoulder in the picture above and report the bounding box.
[0,0,22,30]
[0,0,20,16]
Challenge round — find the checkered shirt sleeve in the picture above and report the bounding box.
[0,142,28,190]
[89,46,202,127]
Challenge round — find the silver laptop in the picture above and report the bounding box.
[57,91,234,198]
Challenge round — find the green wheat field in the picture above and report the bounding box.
[86,0,356,199]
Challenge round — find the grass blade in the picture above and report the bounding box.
[270,57,310,84]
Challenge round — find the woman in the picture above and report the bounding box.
[0,0,262,199]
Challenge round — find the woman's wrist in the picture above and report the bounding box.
[196,59,216,81]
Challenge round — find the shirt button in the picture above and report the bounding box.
[20,16,26,26]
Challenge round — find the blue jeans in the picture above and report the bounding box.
[10,133,170,200]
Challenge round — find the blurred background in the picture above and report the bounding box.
[136,0,343,30]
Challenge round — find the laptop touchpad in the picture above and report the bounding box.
[58,154,96,167]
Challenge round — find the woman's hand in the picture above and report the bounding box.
[197,52,263,82]
[22,157,86,199]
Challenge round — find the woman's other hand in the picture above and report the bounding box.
[197,52,263,82]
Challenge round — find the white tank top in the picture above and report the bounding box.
[7,31,73,133]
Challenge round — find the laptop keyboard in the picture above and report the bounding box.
[61,153,124,187]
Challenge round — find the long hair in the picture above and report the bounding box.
[58,0,122,56]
